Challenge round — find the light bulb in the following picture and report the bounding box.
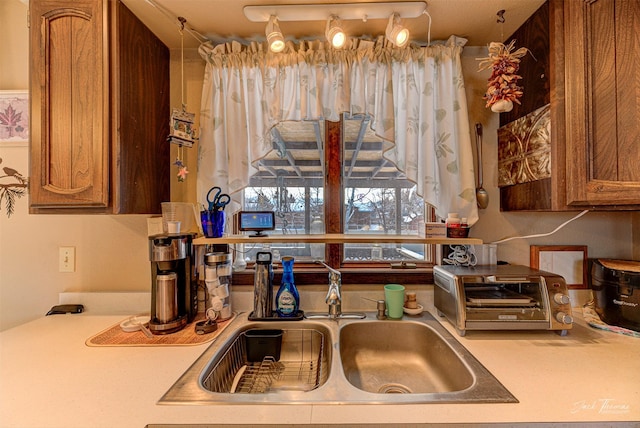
[325,15,346,49]
[268,36,285,52]
[386,13,409,48]
[266,15,285,53]
[394,28,409,46]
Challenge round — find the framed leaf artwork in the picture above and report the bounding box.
[0,90,29,146]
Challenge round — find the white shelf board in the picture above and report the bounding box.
[193,233,482,246]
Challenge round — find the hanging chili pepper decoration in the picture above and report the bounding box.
[477,10,529,113]
[477,40,528,113]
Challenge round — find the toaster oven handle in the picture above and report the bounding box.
[486,275,531,283]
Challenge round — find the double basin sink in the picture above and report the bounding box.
[159,311,517,405]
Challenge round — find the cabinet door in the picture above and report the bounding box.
[564,0,640,206]
[30,0,109,209]
[110,0,170,214]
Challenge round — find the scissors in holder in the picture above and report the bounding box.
[206,186,230,211]
[214,194,230,210]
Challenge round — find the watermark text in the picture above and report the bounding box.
[571,399,630,415]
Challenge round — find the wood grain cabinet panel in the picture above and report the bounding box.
[30,0,170,213]
[564,0,640,206]
[499,0,640,211]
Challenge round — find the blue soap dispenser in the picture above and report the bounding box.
[276,256,300,317]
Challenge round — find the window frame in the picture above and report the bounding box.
[227,117,436,286]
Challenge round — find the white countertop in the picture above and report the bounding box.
[1,307,639,427]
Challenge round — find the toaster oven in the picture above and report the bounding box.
[434,264,573,336]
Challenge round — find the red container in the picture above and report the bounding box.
[446,226,470,238]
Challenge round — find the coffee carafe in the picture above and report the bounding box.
[149,234,197,334]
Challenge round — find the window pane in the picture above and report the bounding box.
[239,116,429,266]
[242,121,325,263]
[343,115,426,262]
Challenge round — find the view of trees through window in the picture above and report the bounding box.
[240,115,429,265]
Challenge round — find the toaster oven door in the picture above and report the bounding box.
[463,279,549,325]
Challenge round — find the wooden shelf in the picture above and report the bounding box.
[193,233,482,246]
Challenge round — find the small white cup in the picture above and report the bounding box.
[167,220,181,233]
[220,304,232,319]
[215,283,229,298]
[209,296,224,311]
[205,266,217,281]
[205,279,220,295]
[205,307,218,321]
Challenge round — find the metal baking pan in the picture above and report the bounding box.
[466,289,534,306]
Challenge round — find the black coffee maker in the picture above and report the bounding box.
[148,234,197,334]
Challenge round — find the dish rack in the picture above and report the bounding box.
[201,328,327,394]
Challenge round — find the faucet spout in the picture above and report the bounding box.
[304,261,366,320]
[316,261,342,318]
[316,261,341,276]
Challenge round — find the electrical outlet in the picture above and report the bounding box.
[59,247,76,272]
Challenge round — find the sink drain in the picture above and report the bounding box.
[378,383,413,394]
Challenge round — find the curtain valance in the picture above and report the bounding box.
[197,35,478,224]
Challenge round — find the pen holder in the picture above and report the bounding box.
[201,210,225,238]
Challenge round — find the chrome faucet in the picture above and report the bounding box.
[305,262,366,320]
[321,262,343,318]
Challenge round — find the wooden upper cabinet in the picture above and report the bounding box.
[564,0,640,206]
[499,0,640,211]
[30,0,108,209]
[29,0,170,214]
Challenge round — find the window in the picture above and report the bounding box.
[238,115,434,273]
[342,115,428,263]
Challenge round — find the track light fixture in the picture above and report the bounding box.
[246,3,426,50]
[385,13,410,47]
[325,15,346,48]
[265,15,285,52]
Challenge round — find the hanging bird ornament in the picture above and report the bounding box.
[166,17,198,182]
[167,107,197,148]
[477,10,529,113]
[168,107,197,182]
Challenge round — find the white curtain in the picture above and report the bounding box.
[197,36,478,224]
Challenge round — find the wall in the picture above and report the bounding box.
[0,0,200,331]
[1,0,637,331]
[168,49,205,203]
[0,1,149,331]
[460,47,636,266]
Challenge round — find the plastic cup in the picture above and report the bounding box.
[215,283,229,298]
[220,304,232,320]
[384,284,405,319]
[201,210,225,238]
[167,220,181,233]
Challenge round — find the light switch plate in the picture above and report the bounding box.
[59,246,75,272]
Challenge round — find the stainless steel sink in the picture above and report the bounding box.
[340,321,473,394]
[159,312,517,405]
[201,324,331,393]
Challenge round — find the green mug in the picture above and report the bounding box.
[384,283,405,319]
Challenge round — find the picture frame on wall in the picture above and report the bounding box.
[530,245,588,289]
[0,90,29,147]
